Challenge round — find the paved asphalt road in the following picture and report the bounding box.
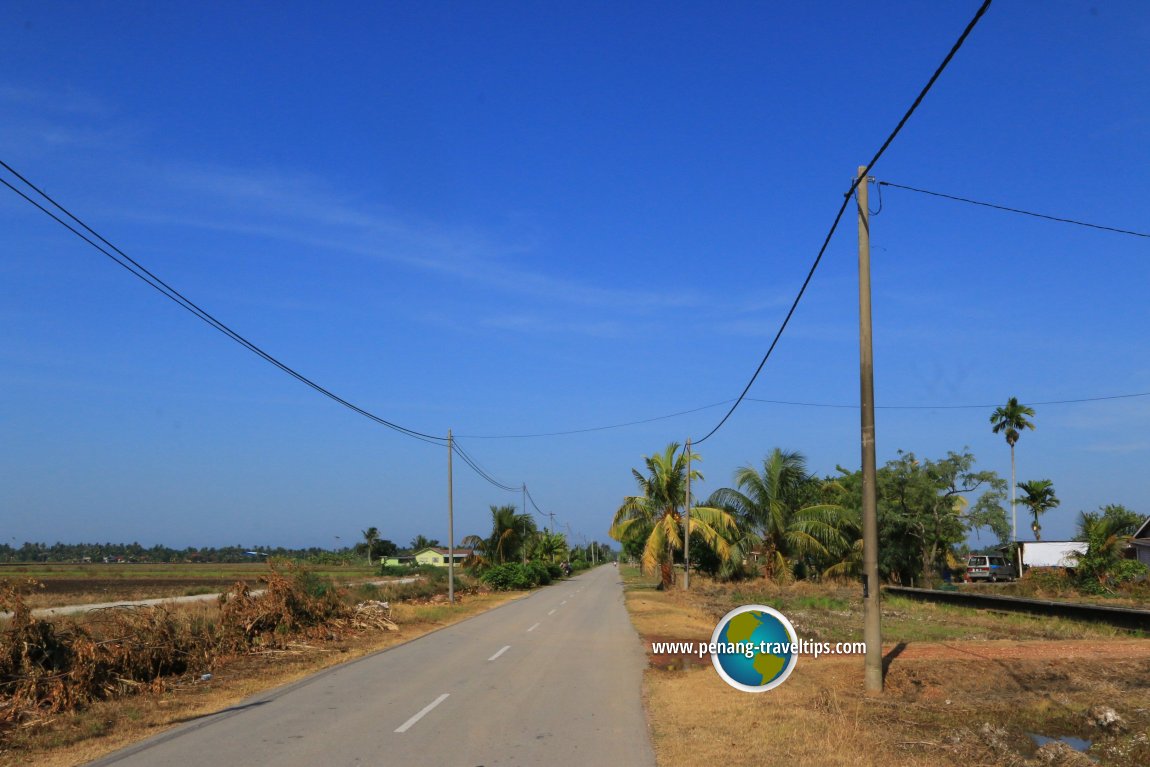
[87,564,655,766]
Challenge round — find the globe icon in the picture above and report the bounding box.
[710,605,798,692]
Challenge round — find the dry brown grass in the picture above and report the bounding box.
[623,567,1150,767]
[0,573,521,767]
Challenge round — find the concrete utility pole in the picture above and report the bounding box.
[522,484,528,565]
[683,438,692,590]
[857,167,882,693]
[447,429,455,605]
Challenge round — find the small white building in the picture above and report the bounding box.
[1020,541,1086,569]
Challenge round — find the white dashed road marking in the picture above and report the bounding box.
[395,693,450,733]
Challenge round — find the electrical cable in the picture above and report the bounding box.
[690,0,994,446]
[455,398,737,439]
[877,180,1150,238]
[451,386,1149,441]
[451,439,519,492]
[0,161,447,446]
[747,391,1150,410]
[2,162,552,493]
[524,486,554,526]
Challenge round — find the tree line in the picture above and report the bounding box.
[611,399,1144,589]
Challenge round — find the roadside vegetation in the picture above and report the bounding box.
[612,399,1148,766]
[0,560,517,766]
[622,566,1150,767]
[611,429,1145,597]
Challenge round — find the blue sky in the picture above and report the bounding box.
[2,1,1148,551]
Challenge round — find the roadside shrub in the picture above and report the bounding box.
[481,563,539,591]
[378,564,415,577]
[1018,567,1076,598]
[545,562,564,580]
[526,561,551,586]
[1079,559,1148,595]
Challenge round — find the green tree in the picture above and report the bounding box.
[1016,479,1059,541]
[409,535,440,552]
[990,397,1036,544]
[463,505,537,567]
[707,448,853,582]
[1073,508,1147,592]
[837,450,1005,585]
[1091,504,1142,533]
[610,442,735,588]
[535,530,568,563]
[361,527,380,566]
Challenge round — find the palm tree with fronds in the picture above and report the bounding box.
[707,448,853,582]
[990,397,1036,544]
[409,534,440,552]
[486,504,535,564]
[361,527,380,566]
[610,442,735,588]
[1016,479,1059,541]
[1073,509,1143,591]
[536,530,568,564]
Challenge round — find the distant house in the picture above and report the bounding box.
[993,541,1085,572]
[413,547,472,567]
[1128,518,1150,566]
[381,555,416,567]
[1020,541,1086,569]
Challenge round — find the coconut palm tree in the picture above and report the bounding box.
[990,397,1036,544]
[486,504,535,564]
[409,534,440,552]
[610,442,735,588]
[1073,509,1142,590]
[535,530,568,564]
[361,527,380,566]
[1016,479,1059,541]
[460,505,537,568]
[707,448,853,582]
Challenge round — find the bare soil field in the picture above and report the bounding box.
[623,568,1150,767]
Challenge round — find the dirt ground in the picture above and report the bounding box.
[625,572,1150,767]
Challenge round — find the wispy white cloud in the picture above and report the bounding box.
[117,162,801,328]
[2,88,788,335]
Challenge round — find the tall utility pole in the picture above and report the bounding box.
[857,167,882,693]
[683,438,692,590]
[447,429,455,605]
[522,483,528,565]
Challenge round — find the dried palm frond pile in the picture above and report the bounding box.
[217,563,350,651]
[0,580,212,731]
[0,563,382,736]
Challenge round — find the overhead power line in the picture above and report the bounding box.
[451,439,519,493]
[877,180,1150,238]
[0,161,449,446]
[691,0,994,446]
[455,398,736,439]
[524,486,556,527]
[749,391,1150,410]
[453,388,1150,441]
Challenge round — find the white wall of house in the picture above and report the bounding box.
[1022,541,1085,568]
